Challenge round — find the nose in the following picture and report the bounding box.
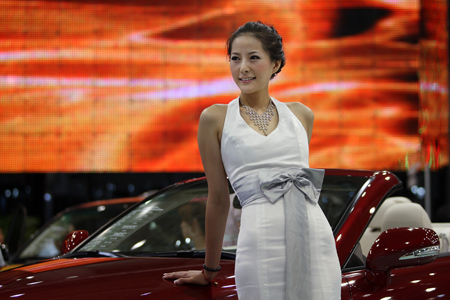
[240,59,249,74]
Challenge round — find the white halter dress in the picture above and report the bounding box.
[221,97,341,300]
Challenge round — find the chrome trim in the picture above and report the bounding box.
[399,245,440,260]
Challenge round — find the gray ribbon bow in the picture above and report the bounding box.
[259,168,325,300]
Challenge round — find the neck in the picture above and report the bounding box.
[239,93,272,110]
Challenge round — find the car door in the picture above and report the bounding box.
[341,276,352,299]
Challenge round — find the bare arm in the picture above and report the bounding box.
[163,105,230,285]
[199,105,230,277]
[287,102,315,143]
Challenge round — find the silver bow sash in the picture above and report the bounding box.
[259,168,325,300]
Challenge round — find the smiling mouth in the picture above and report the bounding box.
[240,77,256,82]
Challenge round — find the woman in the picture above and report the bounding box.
[163,21,341,300]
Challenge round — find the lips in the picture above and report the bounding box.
[240,77,256,83]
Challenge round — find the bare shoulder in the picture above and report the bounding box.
[201,104,227,118]
[285,102,314,123]
[285,102,315,142]
[198,104,228,141]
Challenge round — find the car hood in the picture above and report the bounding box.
[0,257,237,300]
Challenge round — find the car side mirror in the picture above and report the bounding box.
[61,230,89,255]
[365,227,440,286]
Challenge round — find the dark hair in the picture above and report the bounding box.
[226,21,286,79]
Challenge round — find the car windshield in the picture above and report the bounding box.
[79,175,369,255]
[16,202,135,262]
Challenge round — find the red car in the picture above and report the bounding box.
[0,169,449,299]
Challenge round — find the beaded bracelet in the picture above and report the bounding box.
[202,264,221,272]
[202,270,218,286]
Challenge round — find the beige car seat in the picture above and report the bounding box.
[432,223,450,253]
[381,202,433,231]
[382,202,450,253]
[361,196,448,255]
[359,196,411,255]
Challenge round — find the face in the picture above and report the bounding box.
[229,34,280,96]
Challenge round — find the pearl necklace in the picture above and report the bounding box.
[241,100,275,136]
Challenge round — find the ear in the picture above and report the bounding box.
[272,60,282,74]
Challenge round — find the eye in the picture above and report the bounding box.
[250,55,260,59]
[230,56,240,61]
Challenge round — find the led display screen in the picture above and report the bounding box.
[0,0,447,172]
[419,0,448,170]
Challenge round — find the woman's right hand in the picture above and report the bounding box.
[162,270,215,285]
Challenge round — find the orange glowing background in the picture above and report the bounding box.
[0,0,447,172]
[419,0,448,170]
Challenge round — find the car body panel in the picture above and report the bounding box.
[0,257,237,299]
[334,170,402,266]
[0,256,359,300]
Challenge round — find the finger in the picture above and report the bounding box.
[162,273,174,279]
[162,271,189,279]
[173,278,190,285]
[174,276,207,286]
[163,271,197,280]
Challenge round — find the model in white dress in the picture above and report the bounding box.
[221,97,341,300]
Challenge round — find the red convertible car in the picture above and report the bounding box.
[0,169,449,299]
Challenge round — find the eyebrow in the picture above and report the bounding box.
[231,51,261,56]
